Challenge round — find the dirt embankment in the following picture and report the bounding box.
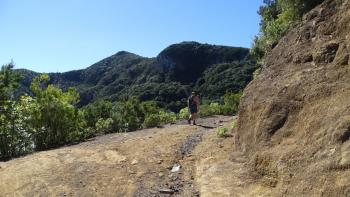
[235,0,350,196]
[0,116,248,197]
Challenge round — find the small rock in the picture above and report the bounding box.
[158,172,164,177]
[131,159,138,165]
[129,171,136,174]
[171,176,179,181]
[157,159,163,164]
[219,144,224,148]
[171,164,181,172]
[159,188,175,194]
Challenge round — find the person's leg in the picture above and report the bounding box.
[188,114,192,124]
[192,113,197,125]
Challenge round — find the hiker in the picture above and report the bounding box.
[188,91,200,125]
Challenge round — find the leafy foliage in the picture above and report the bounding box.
[82,100,113,129]
[217,127,229,138]
[22,74,86,150]
[0,63,32,160]
[194,61,257,100]
[17,42,256,112]
[231,118,237,129]
[179,92,243,119]
[252,0,325,61]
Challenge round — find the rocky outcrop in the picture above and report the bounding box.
[236,0,350,195]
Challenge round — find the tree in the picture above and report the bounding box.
[24,74,86,150]
[0,62,21,102]
[252,0,325,61]
[0,62,32,160]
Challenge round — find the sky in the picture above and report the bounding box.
[0,0,262,73]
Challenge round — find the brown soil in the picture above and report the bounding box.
[0,116,247,197]
[235,0,350,196]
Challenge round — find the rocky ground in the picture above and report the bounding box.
[0,115,257,197]
[235,0,350,196]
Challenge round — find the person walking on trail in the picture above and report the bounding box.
[188,91,200,125]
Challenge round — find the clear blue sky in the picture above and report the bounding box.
[0,0,261,73]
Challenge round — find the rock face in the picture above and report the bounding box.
[236,0,350,195]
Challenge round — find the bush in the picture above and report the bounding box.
[231,119,237,129]
[177,92,242,119]
[95,118,114,134]
[142,114,162,128]
[142,111,177,128]
[222,92,242,115]
[82,100,113,128]
[179,107,189,119]
[0,100,33,160]
[217,127,229,138]
[158,111,177,124]
[0,63,33,160]
[253,0,325,61]
[24,74,86,150]
[199,103,222,117]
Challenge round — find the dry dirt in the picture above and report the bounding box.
[0,116,258,197]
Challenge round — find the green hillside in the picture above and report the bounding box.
[18,42,258,111]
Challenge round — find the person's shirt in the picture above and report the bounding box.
[193,95,200,107]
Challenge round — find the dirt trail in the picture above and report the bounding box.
[0,115,255,197]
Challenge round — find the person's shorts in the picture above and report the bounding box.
[189,106,198,114]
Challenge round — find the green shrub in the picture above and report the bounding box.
[198,104,213,117]
[142,114,162,128]
[82,100,113,128]
[158,111,177,124]
[95,118,114,134]
[253,0,325,61]
[179,107,189,119]
[0,63,33,160]
[222,92,242,115]
[24,74,86,150]
[217,127,229,138]
[177,92,242,118]
[0,100,33,160]
[142,111,177,129]
[253,67,262,79]
[231,119,237,129]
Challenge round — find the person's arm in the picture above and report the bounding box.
[196,97,200,111]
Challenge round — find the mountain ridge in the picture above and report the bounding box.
[17,41,258,111]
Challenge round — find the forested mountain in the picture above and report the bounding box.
[18,41,258,111]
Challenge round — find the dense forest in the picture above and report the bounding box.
[18,42,257,111]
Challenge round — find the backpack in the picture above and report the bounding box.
[188,95,196,107]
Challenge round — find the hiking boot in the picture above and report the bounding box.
[188,119,191,124]
[193,121,196,125]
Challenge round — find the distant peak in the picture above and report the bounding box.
[112,51,144,59]
[115,51,132,56]
[178,41,201,45]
